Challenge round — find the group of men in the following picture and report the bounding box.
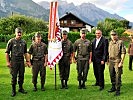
[5,27,126,97]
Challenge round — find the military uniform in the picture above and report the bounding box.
[73,37,92,89]
[28,33,47,91]
[5,27,27,97]
[6,38,27,84]
[59,37,73,89]
[108,31,126,96]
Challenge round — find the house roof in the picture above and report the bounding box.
[59,12,94,27]
[124,29,133,35]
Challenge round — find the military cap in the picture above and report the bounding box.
[110,30,117,35]
[35,32,41,37]
[80,28,86,34]
[62,30,68,35]
[15,27,23,33]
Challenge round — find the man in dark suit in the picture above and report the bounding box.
[92,29,108,91]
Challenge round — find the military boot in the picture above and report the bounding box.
[65,80,68,89]
[41,83,45,91]
[11,84,16,97]
[61,80,65,89]
[114,87,120,96]
[78,81,82,89]
[82,81,86,89]
[18,84,27,94]
[33,84,37,92]
[108,85,116,92]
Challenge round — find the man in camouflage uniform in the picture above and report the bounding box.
[73,28,92,89]
[59,30,73,89]
[108,31,126,96]
[28,32,48,91]
[5,27,29,97]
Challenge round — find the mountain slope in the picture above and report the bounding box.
[0,0,49,20]
[38,0,125,26]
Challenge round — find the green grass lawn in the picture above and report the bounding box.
[0,43,133,100]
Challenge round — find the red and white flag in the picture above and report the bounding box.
[48,1,63,69]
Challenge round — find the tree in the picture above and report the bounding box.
[97,18,130,36]
[0,14,48,35]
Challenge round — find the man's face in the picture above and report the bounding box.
[80,32,86,38]
[111,34,118,40]
[62,34,67,40]
[15,31,22,39]
[95,30,102,38]
[35,36,42,43]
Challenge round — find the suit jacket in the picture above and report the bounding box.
[92,36,108,63]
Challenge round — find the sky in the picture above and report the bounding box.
[32,0,133,22]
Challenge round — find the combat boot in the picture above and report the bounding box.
[60,80,65,89]
[82,81,86,89]
[65,80,68,89]
[78,81,82,89]
[11,84,16,97]
[41,83,45,91]
[33,84,37,91]
[18,84,27,94]
[114,87,120,96]
[114,91,120,96]
[108,85,116,92]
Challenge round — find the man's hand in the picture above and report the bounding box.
[44,62,47,67]
[7,62,11,68]
[26,61,32,67]
[101,61,105,65]
[70,59,72,64]
[118,62,123,67]
[89,59,91,64]
[73,58,77,63]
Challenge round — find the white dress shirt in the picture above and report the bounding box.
[95,37,102,48]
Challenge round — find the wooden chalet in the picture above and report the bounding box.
[59,12,94,32]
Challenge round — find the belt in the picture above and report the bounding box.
[33,57,44,61]
[109,57,116,60]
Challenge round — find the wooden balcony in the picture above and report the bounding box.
[60,23,84,27]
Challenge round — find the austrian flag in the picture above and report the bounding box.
[48,1,63,69]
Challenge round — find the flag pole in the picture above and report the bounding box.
[55,64,57,90]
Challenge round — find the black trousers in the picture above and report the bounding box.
[10,61,25,85]
[129,55,133,70]
[93,61,105,88]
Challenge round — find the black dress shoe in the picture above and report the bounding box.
[99,87,104,91]
[78,85,82,89]
[82,84,86,89]
[41,87,45,91]
[65,85,68,89]
[18,89,27,94]
[92,83,99,86]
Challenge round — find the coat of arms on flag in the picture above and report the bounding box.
[48,1,63,69]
